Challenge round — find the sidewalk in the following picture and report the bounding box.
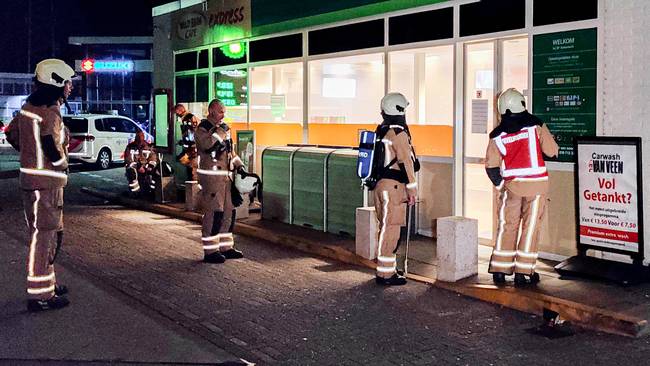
[82,187,650,338]
[0,230,250,365]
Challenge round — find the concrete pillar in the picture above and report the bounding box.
[355,207,378,260]
[184,181,200,211]
[235,202,249,220]
[436,216,478,282]
[155,176,176,203]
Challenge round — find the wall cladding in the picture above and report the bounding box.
[602,0,650,262]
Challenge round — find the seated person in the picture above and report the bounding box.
[124,130,158,196]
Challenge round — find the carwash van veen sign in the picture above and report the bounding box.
[576,137,644,258]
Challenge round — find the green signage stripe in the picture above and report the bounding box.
[252,0,450,37]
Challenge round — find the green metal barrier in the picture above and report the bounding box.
[261,146,300,223]
[326,149,364,236]
[291,148,336,230]
[261,146,367,236]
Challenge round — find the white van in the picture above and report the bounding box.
[64,114,153,169]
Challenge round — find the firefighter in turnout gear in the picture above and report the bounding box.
[5,59,75,311]
[195,99,244,263]
[174,103,199,181]
[374,93,419,286]
[486,88,559,285]
[124,130,158,196]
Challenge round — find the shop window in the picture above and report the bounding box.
[309,20,384,55]
[214,69,248,123]
[308,53,384,146]
[198,49,209,69]
[389,45,454,157]
[250,62,303,124]
[196,73,209,102]
[175,51,197,72]
[250,34,303,63]
[175,75,194,103]
[213,42,247,68]
[389,8,453,45]
[534,0,597,26]
[460,0,525,37]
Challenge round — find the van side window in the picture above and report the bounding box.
[94,119,105,132]
[105,118,121,132]
[120,119,138,133]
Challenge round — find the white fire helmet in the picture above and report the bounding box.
[35,59,76,88]
[381,92,409,116]
[497,88,526,115]
[235,172,259,194]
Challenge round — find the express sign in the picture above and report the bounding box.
[81,59,134,73]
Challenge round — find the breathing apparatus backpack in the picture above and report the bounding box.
[357,124,420,191]
[357,124,392,190]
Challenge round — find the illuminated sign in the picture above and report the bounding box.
[220,42,246,59]
[81,59,134,73]
[219,69,247,78]
[215,70,247,107]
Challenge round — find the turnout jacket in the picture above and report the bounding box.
[485,111,559,196]
[379,122,418,197]
[6,103,68,190]
[124,140,157,168]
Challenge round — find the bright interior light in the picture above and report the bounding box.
[323,63,354,76]
[229,43,242,54]
[322,78,356,98]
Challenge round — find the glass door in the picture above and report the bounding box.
[463,41,496,241]
[463,37,529,242]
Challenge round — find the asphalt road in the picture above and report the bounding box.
[2,166,650,365]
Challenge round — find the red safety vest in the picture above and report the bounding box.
[493,126,548,182]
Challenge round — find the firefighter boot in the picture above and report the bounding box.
[27,295,70,312]
[514,273,540,285]
[492,273,507,284]
[375,273,407,286]
[55,285,68,296]
[203,252,226,264]
[223,249,244,259]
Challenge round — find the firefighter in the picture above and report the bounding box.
[124,130,158,196]
[174,103,199,181]
[5,59,75,311]
[194,99,244,263]
[374,93,418,286]
[486,88,559,285]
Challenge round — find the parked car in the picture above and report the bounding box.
[63,114,153,169]
[0,122,9,148]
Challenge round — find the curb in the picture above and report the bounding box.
[81,187,649,338]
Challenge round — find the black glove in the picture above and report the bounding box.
[231,181,243,207]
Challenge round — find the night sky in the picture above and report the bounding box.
[0,0,170,73]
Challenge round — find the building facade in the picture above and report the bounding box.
[152,0,649,264]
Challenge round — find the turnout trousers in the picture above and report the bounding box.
[373,179,407,279]
[199,175,235,256]
[488,190,547,276]
[22,188,63,300]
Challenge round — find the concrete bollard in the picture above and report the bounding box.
[184,181,200,211]
[436,216,478,282]
[355,207,378,260]
[235,202,249,220]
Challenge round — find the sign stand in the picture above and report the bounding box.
[555,137,648,285]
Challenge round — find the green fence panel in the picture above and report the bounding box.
[291,148,335,231]
[327,149,364,236]
[262,147,298,223]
